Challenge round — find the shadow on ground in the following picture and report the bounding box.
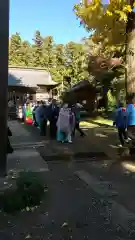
[0,165,132,240]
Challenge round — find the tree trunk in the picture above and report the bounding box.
[126,10,135,94]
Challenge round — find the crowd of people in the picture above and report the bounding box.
[7,93,135,155]
[18,99,85,143]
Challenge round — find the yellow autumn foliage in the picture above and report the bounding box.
[74,0,133,51]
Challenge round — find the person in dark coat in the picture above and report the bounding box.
[72,103,85,137]
[32,103,39,127]
[35,101,47,136]
[7,127,13,154]
[47,99,59,139]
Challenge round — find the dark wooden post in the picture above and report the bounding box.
[0,0,9,176]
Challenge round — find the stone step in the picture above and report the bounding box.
[7,149,49,173]
[12,141,45,149]
[39,150,109,162]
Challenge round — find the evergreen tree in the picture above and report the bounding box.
[21,41,32,66]
[9,33,23,66]
[8,31,89,88]
[32,30,44,67]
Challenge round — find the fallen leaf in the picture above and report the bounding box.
[26,207,30,212]
[108,191,118,197]
[61,222,68,228]
[44,189,48,193]
[25,234,32,239]
[31,207,35,212]
[44,212,48,216]
[4,182,8,185]
[34,206,38,209]
[102,163,108,168]
[11,176,16,179]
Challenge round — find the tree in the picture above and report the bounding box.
[20,41,32,66]
[65,41,89,85]
[42,36,55,69]
[32,30,44,67]
[74,0,135,94]
[52,44,67,83]
[9,31,90,90]
[9,33,24,66]
[74,0,130,50]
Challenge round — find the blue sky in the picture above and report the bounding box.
[10,0,89,44]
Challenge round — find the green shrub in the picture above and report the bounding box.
[0,171,46,213]
[0,189,25,213]
[16,171,45,207]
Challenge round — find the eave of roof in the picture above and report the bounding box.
[67,80,94,92]
[8,67,58,88]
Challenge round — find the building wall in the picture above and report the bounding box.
[64,86,96,112]
[36,92,52,101]
[8,86,55,103]
[8,91,27,103]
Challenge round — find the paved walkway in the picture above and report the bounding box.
[0,121,129,239]
[69,123,135,228]
[37,124,119,162]
[0,162,132,239]
[8,121,45,148]
[8,121,31,137]
[7,149,49,174]
[7,120,49,174]
[85,124,119,160]
[9,120,120,159]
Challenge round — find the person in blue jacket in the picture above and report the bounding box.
[113,102,128,146]
[126,94,135,140]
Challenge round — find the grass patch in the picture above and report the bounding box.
[80,121,95,127]
[80,116,113,127]
[91,116,113,126]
